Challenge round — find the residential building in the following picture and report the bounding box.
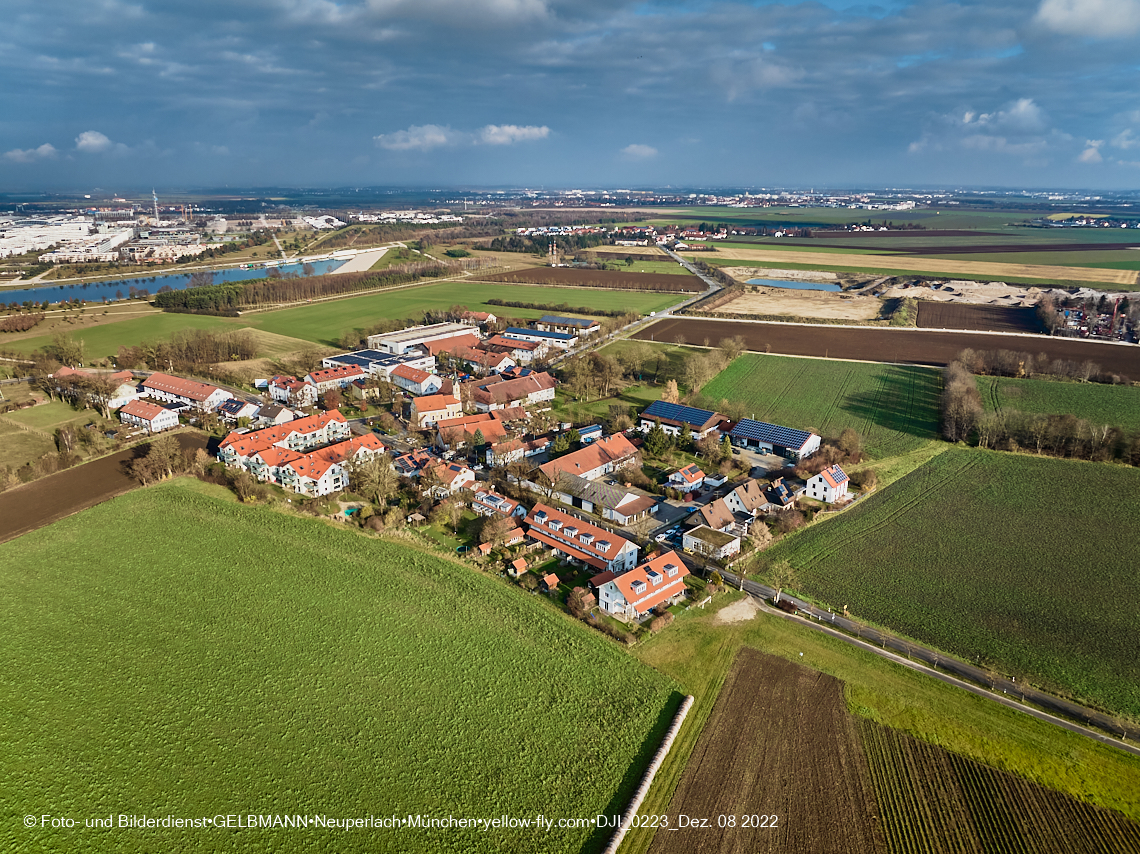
[393,448,437,477]
[683,526,741,560]
[52,366,139,408]
[501,326,577,350]
[543,474,657,526]
[216,398,260,424]
[423,332,482,358]
[640,400,723,440]
[141,372,232,411]
[321,349,436,379]
[470,489,526,520]
[411,394,463,429]
[538,433,640,484]
[257,403,295,427]
[461,310,497,326]
[536,315,601,335]
[268,375,318,408]
[524,503,639,573]
[764,477,800,510]
[304,364,366,393]
[390,364,444,396]
[218,410,351,468]
[435,412,509,450]
[277,434,389,497]
[596,550,690,620]
[668,463,705,491]
[118,398,179,433]
[482,334,547,364]
[729,418,821,460]
[423,461,476,497]
[806,464,850,503]
[469,372,556,412]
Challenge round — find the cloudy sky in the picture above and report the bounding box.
[2,0,1140,191]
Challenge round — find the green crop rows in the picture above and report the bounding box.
[757,448,1140,719]
[0,482,679,854]
[979,375,1140,432]
[701,353,942,456]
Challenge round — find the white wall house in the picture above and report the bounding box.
[119,399,179,433]
[597,551,690,620]
[806,464,850,503]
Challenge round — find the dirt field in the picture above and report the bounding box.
[704,246,1140,286]
[650,647,885,854]
[592,245,668,257]
[713,288,883,321]
[635,317,1140,377]
[916,303,1044,334]
[859,719,1140,853]
[480,267,702,291]
[0,432,208,544]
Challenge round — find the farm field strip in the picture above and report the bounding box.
[980,375,1140,431]
[915,303,1044,335]
[760,448,1140,719]
[479,267,702,292]
[0,481,680,854]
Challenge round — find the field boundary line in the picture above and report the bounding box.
[0,413,54,439]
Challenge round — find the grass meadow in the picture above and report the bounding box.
[754,448,1140,721]
[0,481,680,854]
[700,353,942,456]
[979,375,1140,431]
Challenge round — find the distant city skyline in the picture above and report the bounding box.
[3,0,1140,191]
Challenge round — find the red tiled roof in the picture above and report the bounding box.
[424,333,481,356]
[612,551,690,615]
[819,464,849,489]
[485,335,541,351]
[142,372,222,402]
[524,503,633,564]
[306,365,365,385]
[119,399,169,421]
[412,394,461,414]
[539,433,638,481]
[472,372,556,406]
[219,410,348,457]
[391,363,432,384]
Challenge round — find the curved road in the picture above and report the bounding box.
[717,570,1140,758]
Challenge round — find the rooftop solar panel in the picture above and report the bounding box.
[642,399,717,426]
[729,418,814,449]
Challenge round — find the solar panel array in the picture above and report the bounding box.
[730,418,814,449]
[642,399,717,426]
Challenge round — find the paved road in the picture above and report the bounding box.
[714,570,1140,757]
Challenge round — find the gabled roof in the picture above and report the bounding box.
[539,433,639,481]
[672,463,705,484]
[472,489,521,517]
[525,503,634,566]
[423,333,481,356]
[611,551,689,614]
[641,400,721,431]
[484,334,541,351]
[219,410,348,457]
[305,364,365,385]
[818,464,849,489]
[539,315,600,328]
[142,372,223,402]
[412,393,461,413]
[730,479,767,511]
[730,418,816,451]
[119,399,170,421]
[471,372,556,406]
[285,434,386,481]
[692,499,735,531]
[391,363,433,384]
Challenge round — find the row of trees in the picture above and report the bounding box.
[0,313,45,333]
[115,329,258,371]
[484,298,625,318]
[956,346,1128,385]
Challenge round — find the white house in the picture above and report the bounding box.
[424,461,476,497]
[411,394,463,429]
[304,364,366,393]
[215,398,260,424]
[682,525,741,560]
[806,464,850,503]
[141,372,232,411]
[501,326,578,350]
[118,398,179,433]
[640,400,723,441]
[524,503,639,573]
[390,364,444,396]
[470,489,526,520]
[596,550,690,620]
[269,375,318,408]
[668,463,705,491]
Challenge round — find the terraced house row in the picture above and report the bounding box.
[218,410,387,496]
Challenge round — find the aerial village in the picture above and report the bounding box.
[48,310,862,636]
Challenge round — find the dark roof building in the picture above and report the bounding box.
[729,418,821,460]
[640,400,723,438]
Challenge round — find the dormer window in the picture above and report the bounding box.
[665,564,679,578]
[534,511,547,523]
[647,570,663,586]
[630,579,646,594]
[596,540,610,551]
[579,532,594,545]
[549,519,563,531]
[563,526,578,538]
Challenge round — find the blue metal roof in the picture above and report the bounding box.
[326,349,399,368]
[503,327,576,341]
[642,399,718,427]
[730,418,814,450]
[539,315,599,327]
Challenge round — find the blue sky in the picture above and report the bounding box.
[2,0,1140,190]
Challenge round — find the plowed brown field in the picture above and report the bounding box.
[0,432,208,543]
[860,719,1140,854]
[649,648,885,854]
[635,317,1140,378]
[479,267,701,291]
[916,302,1044,334]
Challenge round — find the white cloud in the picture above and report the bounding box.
[3,143,58,163]
[477,124,549,145]
[75,130,114,153]
[621,143,657,159]
[1036,0,1140,38]
[1111,128,1139,149]
[373,124,457,150]
[1078,140,1104,162]
[964,98,1046,134]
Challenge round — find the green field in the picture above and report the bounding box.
[700,353,941,456]
[7,312,233,359]
[980,375,1140,431]
[755,449,1140,720]
[0,481,679,854]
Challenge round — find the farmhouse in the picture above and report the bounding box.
[806,464,850,503]
[536,315,601,335]
[52,366,140,408]
[411,394,463,429]
[596,550,690,620]
[524,504,640,573]
[501,326,578,350]
[118,398,179,433]
[390,364,444,396]
[539,433,640,483]
[640,400,723,440]
[461,310,497,326]
[469,372,556,412]
[482,334,547,364]
[729,418,821,461]
[141,372,231,411]
[304,364,366,393]
[683,525,741,560]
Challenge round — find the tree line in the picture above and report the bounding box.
[484,298,622,317]
[941,353,1140,464]
[115,329,258,371]
[0,313,45,333]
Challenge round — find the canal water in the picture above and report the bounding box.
[746,277,843,292]
[0,258,347,306]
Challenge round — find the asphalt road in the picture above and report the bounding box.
[715,570,1140,758]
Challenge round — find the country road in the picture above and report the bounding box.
[717,570,1140,758]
